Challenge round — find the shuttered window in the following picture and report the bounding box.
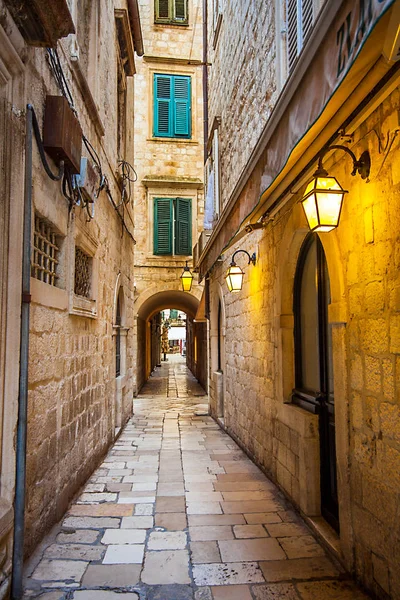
[154,74,191,139]
[287,0,314,73]
[155,0,188,25]
[154,198,192,256]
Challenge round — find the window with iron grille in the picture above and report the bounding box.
[155,0,188,25]
[31,215,60,286]
[74,247,92,298]
[287,0,314,73]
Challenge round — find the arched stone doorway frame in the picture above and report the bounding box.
[275,203,352,567]
[112,273,129,431]
[134,283,202,394]
[209,281,226,421]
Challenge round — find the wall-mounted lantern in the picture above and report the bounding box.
[180,262,194,292]
[225,250,256,293]
[301,145,371,232]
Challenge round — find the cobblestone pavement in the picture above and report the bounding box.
[23,356,370,600]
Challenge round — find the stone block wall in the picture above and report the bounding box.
[21,0,137,555]
[207,87,400,599]
[206,0,278,208]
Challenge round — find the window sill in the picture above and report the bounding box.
[69,294,97,319]
[154,21,189,28]
[148,137,198,145]
[31,278,68,311]
[146,255,192,263]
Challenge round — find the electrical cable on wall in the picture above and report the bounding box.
[118,159,137,205]
[44,42,136,235]
[30,105,64,181]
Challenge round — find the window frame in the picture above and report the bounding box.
[153,73,192,140]
[153,197,192,257]
[292,233,330,414]
[286,0,314,73]
[154,0,189,26]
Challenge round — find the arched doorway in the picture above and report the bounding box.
[135,289,207,394]
[209,283,226,420]
[293,233,339,531]
[113,282,128,432]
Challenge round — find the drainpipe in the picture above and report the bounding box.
[127,0,144,56]
[202,0,208,163]
[11,105,33,600]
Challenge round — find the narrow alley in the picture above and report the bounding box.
[23,357,369,600]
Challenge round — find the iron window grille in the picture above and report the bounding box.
[74,247,92,298]
[31,215,60,286]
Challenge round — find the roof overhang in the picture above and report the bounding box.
[3,0,75,47]
[199,0,400,279]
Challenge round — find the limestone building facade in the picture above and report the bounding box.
[132,0,206,393]
[0,0,142,589]
[198,1,400,598]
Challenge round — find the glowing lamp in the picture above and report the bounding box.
[225,250,256,293]
[225,263,245,292]
[301,168,347,232]
[180,262,193,292]
[301,146,371,233]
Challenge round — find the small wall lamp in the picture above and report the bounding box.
[180,261,194,292]
[225,250,256,293]
[302,145,371,232]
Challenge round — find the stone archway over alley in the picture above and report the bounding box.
[23,357,370,600]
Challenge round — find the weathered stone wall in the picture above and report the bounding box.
[0,59,25,594]
[208,88,400,598]
[206,0,278,209]
[21,0,137,555]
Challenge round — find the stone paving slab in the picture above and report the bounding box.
[23,358,371,600]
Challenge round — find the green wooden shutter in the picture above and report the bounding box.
[155,0,170,21]
[174,197,192,255]
[154,198,173,254]
[154,74,172,137]
[174,0,188,23]
[173,76,191,137]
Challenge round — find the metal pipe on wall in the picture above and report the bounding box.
[11,104,33,600]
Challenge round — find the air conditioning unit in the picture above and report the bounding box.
[43,95,82,173]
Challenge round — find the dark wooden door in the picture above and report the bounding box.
[293,234,339,532]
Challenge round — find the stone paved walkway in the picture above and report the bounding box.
[23,356,370,600]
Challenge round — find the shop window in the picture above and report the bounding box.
[155,0,188,25]
[31,215,61,287]
[154,197,192,256]
[153,74,191,139]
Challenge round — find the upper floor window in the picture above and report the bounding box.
[155,0,188,25]
[287,0,314,72]
[153,74,191,139]
[154,197,192,256]
[213,0,223,47]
